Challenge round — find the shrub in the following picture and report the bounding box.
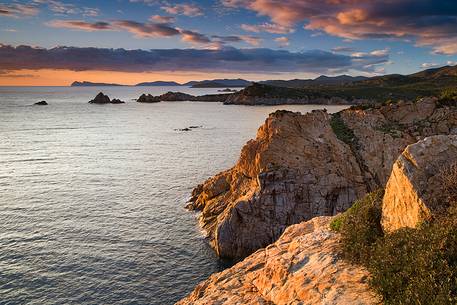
[333,179,457,304]
[332,190,384,263]
[330,113,356,145]
[437,88,457,107]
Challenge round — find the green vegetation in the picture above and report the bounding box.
[330,113,355,145]
[254,66,457,104]
[332,164,457,304]
[437,88,457,107]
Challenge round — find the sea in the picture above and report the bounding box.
[0,86,349,305]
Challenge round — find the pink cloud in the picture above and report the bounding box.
[223,0,457,54]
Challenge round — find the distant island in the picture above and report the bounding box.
[71,81,125,87]
[71,78,253,88]
[136,81,182,86]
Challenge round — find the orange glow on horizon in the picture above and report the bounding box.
[0,69,318,86]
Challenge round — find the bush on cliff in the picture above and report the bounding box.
[438,88,457,107]
[332,165,457,304]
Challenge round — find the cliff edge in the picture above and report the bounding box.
[188,98,457,259]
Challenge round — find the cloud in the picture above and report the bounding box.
[421,62,441,68]
[47,19,261,46]
[162,3,203,17]
[447,61,457,66]
[0,43,389,75]
[33,0,99,16]
[114,20,180,37]
[222,0,457,55]
[179,30,211,44]
[212,35,263,46]
[0,3,39,17]
[150,15,175,23]
[275,36,289,47]
[332,46,356,53]
[241,23,294,34]
[48,19,181,37]
[47,20,113,31]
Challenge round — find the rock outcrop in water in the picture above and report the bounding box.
[136,92,229,103]
[177,217,379,305]
[188,97,457,259]
[88,92,125,104]
[34,101,48,105]
[381,135,457,233]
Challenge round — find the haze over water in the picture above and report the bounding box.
[0,86,348,304]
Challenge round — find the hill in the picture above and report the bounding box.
[71,81,125,87]
[135,81,182,86]
[190,79,251,88]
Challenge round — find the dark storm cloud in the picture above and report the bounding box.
[0,44,388,74]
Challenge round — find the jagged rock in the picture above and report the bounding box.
[381,135,457,233]
[89,92,111,104]
[189,98,457,259]
[110,98,125,104]
[88,92,125,104]
[137,94,160,103]
[34,101,48,106]
[177,217,379,305]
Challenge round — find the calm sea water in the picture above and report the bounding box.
[0,86,348,305]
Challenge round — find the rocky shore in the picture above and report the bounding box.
[187,97,457,259]
[180,133,457,304]
[177,217,379,305]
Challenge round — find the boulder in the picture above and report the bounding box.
[381,135,457,233]
[88,92,111,104]
[177,217,379,305]
[34,101,48,106]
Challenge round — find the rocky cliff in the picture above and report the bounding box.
[188,98,457,259]
[177,217,380,305]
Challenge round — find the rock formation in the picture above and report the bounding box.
[88,92,124,104]
[188,98,457,259]
[177,217,380,305]
[136,92,229,103]
[137,94,160,103]
[34,101,48,105]
[381,135,457,233]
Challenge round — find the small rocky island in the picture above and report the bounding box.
[88,92,125,104]
[136,92,228,103]
[34,101,48,106]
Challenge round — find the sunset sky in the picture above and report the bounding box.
[1,0,457,85]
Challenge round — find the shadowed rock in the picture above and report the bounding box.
[34,101,48,106]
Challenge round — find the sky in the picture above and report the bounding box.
[1,0,457,85]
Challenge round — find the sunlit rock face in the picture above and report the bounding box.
[382,135,457,233]
[177,217,380,305]
[188,98,457,259]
